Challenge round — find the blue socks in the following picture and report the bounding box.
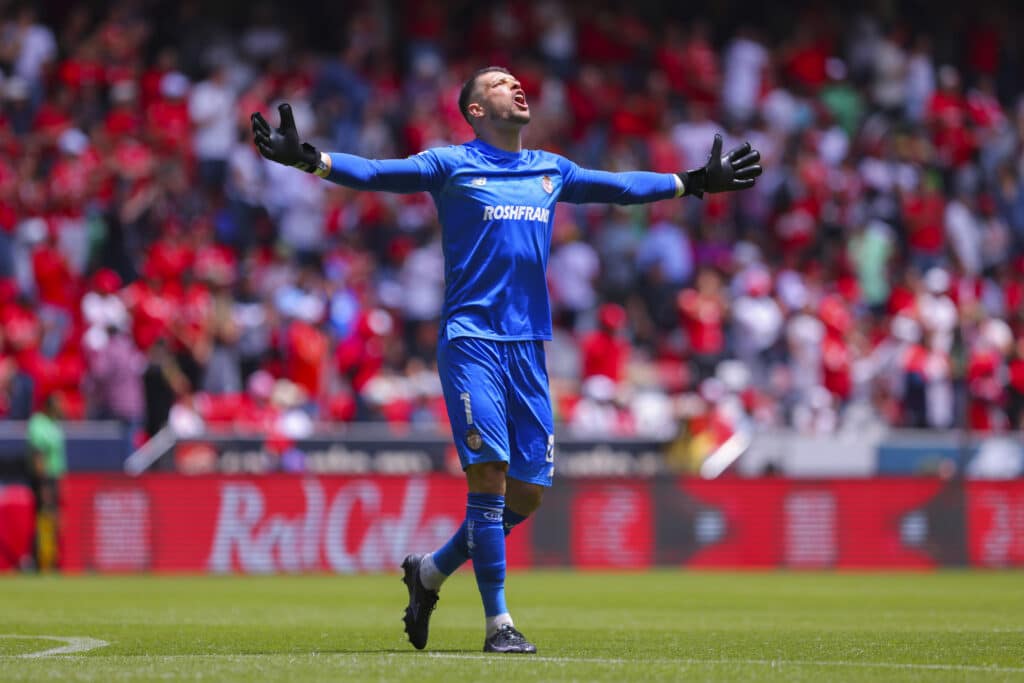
[502,507,528,536]
[465,492,507,617]
[419,494,532,629]
[431,519,469,576]
[429,502,529,578]
[419,493,534,629]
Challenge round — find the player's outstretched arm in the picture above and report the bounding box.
[251,103,439,194]
[557,134,762,205]
[677,134,762,199]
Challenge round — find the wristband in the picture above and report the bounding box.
[673,173,685,198]
[314,152,330,178]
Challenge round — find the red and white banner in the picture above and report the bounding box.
[966,481,1024,567]
[61,475,532,573]
[58,474,1024,573]
[678,479,945,568]
[0,485,35,570]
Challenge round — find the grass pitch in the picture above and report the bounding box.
[0,571,1022,682]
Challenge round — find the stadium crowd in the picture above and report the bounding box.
[1,0,1023,460]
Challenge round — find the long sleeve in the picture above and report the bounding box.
[326,149,448,194]
[555,155,679,205]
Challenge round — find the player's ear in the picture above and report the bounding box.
[467,102,485,119]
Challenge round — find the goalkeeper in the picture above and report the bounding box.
[252,66,762,654]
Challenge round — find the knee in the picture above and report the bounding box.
[466,461,508,495]
[506,480,544,516]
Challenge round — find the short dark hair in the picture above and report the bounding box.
[458,66,511,126]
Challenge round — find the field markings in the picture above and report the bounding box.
[3,648,1021,675]
[0,635,111,658]
[426,652,1024,674]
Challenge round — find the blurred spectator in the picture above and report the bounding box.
[678,267,728,382]
[945,173,984,275]
[549,219,599,328]
[848,218,894,312]
[232,266,272,382]
[143,339,189,438]
[168,391,205,438]
[580,303,630,384]
[819,295,853,404]
[0,6,57,97]
[569,375,630,437]
[83,286,145,435]
[721,28,768,125]
[918,267,958,353]
[636,202,694,292]
[872,27,907,115]
[189,66,234,189]
[905,36,936,124]
[26,393,64,571]
[1007,338,1024,431]
[731,267,783,383]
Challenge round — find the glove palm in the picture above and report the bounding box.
[251,103,321,173]
[679,134,762,198]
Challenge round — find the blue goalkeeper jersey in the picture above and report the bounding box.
[326,138,678,341]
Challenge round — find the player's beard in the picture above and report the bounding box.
[484,98,530,128]
[504,100,530,125]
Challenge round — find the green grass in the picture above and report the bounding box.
[0,571,1022,682]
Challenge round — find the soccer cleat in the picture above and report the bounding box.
[401,554,439,650]
[483,624,537,654]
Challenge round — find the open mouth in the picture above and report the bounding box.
[513,92,528,108]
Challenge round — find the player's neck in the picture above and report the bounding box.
[476,128,522,154]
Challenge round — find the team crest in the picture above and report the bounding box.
[541,175,553,193]
[471,177,487,186]
[465,427,484,451]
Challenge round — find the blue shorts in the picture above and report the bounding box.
[438,336,555,487]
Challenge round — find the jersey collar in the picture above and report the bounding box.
[468,138,524,161]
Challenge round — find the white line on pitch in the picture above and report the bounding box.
[5,649,1020,674]
[0,635,111,658]
[425,652,1024,674]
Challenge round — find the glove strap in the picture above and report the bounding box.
[293,143,326,175]
[677,170,706,199]
[313,152,330,178]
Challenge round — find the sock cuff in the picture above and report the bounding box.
[467,492,505,514]
[503,507,528,526]
[486,612,514,635]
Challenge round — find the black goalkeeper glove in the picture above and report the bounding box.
[677,134,762,199]
[251,103,325,174]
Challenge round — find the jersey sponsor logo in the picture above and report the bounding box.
[482,205,551,222]
[541,175,553,193]
[470,177,487,186]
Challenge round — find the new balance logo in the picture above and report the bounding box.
[482,205,550,221]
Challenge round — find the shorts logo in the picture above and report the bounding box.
[465,427,484,452]
[541,175,553,193]
[471,177,487,186]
